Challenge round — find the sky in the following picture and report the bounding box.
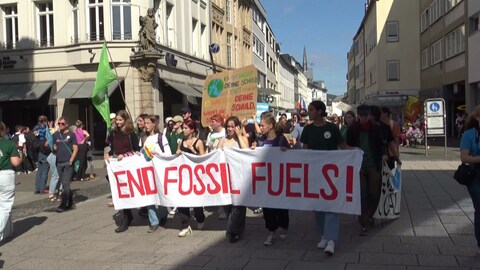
[261,0,365,96]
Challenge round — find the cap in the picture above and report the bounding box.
[172,115,183,123]
[165,117,173,123]
[181,107,191,114]
[110,113,116,120]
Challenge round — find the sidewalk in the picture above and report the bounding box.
[1,159,479,270]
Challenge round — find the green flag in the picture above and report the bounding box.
[93,42,117,129]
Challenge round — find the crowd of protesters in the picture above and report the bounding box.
[93,101,407,257]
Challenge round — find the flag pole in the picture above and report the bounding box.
[104,42,132,118]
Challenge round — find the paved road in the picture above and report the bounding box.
[1,149,479,269]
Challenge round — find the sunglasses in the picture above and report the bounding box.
[58,122,66,126]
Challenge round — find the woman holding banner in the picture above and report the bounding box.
[258,113,290,246]
[142,115,171,233]
[105,110,141,233]
[175,119,206,237]
[301,100,350,256]
[217,116,249,243]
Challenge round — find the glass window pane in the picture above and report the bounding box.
[40,15,47,45]
[89,0,96,3]
[124,6,132,39]
[39,4,46,12]
[49,14,54,45]
[89,7,96,40]
[6,19,12,46]
[99,7,104,39]
[48,3,53,10]
[112,6,120,39]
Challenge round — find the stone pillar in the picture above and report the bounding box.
[130,52,163,117]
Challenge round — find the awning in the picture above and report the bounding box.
[53,79,122,99]
[0,82,53,101]
[164,80,202,98]
[259,88,281,95]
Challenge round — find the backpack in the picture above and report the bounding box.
[157,132,165,153]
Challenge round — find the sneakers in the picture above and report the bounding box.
[229,234,240,243]
[324,240,335,255]
[178,226,192,237]
[253,208,263,214]
[263,232,274,246]
[317,236,328,249]
[147,224,159,233]
[279,228,288,240]
[197,222,205,230]
[169,207,177,215]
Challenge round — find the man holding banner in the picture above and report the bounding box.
[301,100,352,256]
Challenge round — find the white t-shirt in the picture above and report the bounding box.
[15,133,26,147]
[206,128,225,151]
[143,133,172,156]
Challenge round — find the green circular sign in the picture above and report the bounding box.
[207,78,224,98]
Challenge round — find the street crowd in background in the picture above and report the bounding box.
[0,102,480,256]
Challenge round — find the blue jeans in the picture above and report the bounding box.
[315,211,339,242]
[0,170,15,240]
[47,153,60,194]
[35,152,49,192]
[147,205,168,226]
[467,171,480,247]
[56,161,74,209]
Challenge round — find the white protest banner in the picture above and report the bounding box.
[224,148,363,215]
[107,148,363,215]
[153,150,233,207]
[107,155,160,210]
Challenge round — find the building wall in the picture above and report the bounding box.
[468,0,480,108]
[210,0,252,70]
[0,0,213,139]
[278,56,295,109]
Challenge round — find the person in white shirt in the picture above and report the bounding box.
[142,115,171,233]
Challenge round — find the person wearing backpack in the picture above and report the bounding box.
[141,115,171,233]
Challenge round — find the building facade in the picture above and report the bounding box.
[278,54,295,110]
[210,0,253,70]
[0,0,213,149]
[420,0,468,136]
[468,0,480,107]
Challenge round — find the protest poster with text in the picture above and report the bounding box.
[106,155,160,210]
[201,65,258,127]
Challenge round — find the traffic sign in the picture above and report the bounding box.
[426,100,444,116]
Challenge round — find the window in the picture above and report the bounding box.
[226,0,231,23]
[421,48,429,70]
[233,0,237,25]
[429,0,442,25]
[470,15,479,34]
[88,0,104,41]
[71,0,79,44]
[252,34,264,60]
[166,3,175,47]
[445,25,465,58]
[386,21,399,42]
[200,24,206,59]
[430,39,443,65]
[446,0,461,13]
[3,5,18,49]
[112,0,132,40]
[421,8,429,33]
[192,18,198,55]
[387,61,399,81]
[235,35,238,67]
[227,33,232,67]
[37,2,54,47]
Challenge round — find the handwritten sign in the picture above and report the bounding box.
[201,65,258,127]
